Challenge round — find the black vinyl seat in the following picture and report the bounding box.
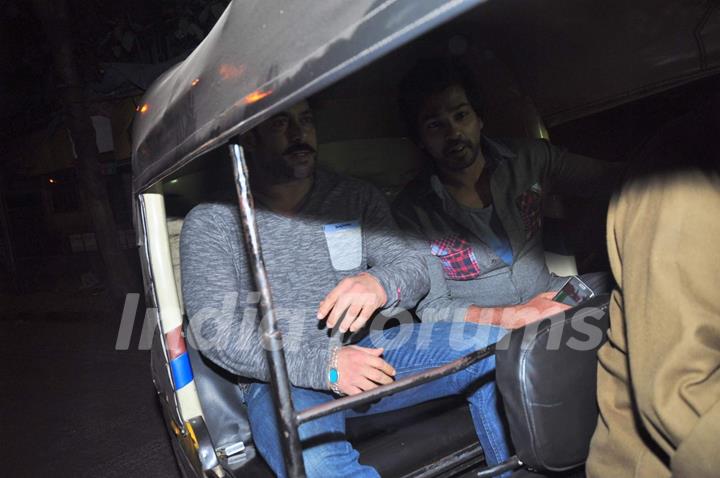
[498,294,610,476]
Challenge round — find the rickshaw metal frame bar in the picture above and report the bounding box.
[297,345,495,425]
[229,144,306,478]
[401,443,485,478]
[475,456,522,477]
[137,193,184,429]
[139,192,222,476]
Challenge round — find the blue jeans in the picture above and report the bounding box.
[245,322,510,477]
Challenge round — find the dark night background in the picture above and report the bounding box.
[1,1,227,475]
[2,0,719,476]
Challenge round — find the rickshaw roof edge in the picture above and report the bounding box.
[130,0,487,193]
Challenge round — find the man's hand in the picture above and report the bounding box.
[466,291,572,329]
[317,272,387,333]
[335,345,395,395]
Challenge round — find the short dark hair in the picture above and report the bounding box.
[397,58,483,141]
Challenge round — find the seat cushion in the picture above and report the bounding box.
[184,335,256,468]
[496,294,610,473]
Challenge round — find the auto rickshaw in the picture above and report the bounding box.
[131,1,720,476]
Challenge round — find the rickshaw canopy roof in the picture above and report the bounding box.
[131,0,720,193]
[130,0,486,193]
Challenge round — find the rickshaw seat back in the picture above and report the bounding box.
[163,216,257,469]
[496,294,610,473]
[167,217,184,311]
[184,334,257,469]
[318,137,423,200]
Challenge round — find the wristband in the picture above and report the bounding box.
[327,346,342,395]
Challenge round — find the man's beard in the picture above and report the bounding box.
[267,143,316,181]
[439,138,479,171]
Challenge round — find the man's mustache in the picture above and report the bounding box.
[283,143,316,155]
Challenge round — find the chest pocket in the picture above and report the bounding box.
[516,183,543,240]
[323,221,362,271]
[430,234,482,281]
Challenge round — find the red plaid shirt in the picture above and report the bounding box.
[430,234,482,281]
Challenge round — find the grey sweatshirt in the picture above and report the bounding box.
[180,169,429,391]
[393,136,624,322]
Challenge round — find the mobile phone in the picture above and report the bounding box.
[552,276,595,306]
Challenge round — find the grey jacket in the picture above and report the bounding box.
[393,136,623,322]
[181,169,429,391]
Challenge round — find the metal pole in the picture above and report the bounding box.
[297,346,495,425]
[475,456,522,477]
[229,144,306,478]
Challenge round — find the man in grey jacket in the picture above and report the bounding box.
[393,58,622,328]
[180,99,511,477]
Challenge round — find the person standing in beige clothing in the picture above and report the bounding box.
[586,163,720,477]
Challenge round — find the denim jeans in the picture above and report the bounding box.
[245,322,510,478]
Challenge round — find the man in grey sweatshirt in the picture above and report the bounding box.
[180,99,510,477]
